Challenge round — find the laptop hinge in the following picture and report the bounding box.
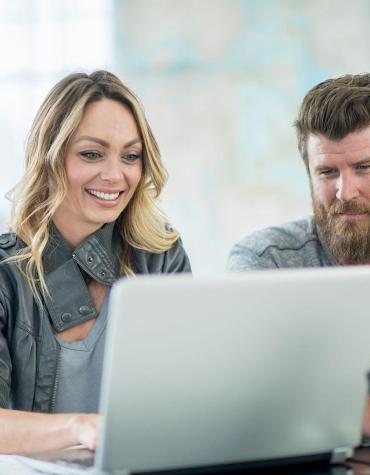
[330,446,353,464]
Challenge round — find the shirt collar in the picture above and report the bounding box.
[312,217,339,266]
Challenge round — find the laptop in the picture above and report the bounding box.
[18,266,370,474]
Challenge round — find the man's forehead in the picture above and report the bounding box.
[307,126,370,161]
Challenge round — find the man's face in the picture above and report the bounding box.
[307,125,370,264]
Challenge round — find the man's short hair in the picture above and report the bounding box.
[294,73,370,167]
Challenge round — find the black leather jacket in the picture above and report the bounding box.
[0,222,191,412]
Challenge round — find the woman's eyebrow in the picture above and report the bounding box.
[75,136,109,147]
[123,138,142,149]
[74,136,142,149]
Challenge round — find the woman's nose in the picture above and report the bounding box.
[100,157,123,182]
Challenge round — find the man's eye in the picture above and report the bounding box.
[356,164,370,171]
[80,151,102,160]
[319,169,335,177]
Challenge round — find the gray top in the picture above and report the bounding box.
[54,289,110,413]
[227,216,338,271]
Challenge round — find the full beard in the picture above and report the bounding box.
[313,197,370,264]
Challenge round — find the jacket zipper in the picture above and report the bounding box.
[49,254,105,412]
[49,344,61,413]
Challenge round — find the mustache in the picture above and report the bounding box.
[329,201,370,216]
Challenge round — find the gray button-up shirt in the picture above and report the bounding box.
[227,216,338,271]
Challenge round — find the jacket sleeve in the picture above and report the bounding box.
[162,239,192,274]
[0,286,11,408]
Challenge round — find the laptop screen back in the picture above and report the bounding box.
[97,268,370,473]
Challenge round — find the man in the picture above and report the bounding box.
[227,73,370,437]
[227,73,370,271]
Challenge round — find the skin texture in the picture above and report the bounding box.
[0,410,100,454]
[0,99,143,454]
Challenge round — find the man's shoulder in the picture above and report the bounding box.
[237,216,317,255]
[227,216,330,271]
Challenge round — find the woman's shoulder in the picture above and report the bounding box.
[131,237,192,275]
[0,232,19,257]
[0,233,22,297]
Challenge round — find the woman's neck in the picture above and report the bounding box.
[51,217,102,248]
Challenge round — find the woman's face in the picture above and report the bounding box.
[53,98,143,246]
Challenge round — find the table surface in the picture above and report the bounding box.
[216,447,370,475]
[2,447,370,475]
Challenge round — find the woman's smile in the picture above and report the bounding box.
[86,188,123,203]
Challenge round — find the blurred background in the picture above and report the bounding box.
[0,0,369,275]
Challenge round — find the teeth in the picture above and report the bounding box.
[88,190,120,201]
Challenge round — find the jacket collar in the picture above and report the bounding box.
[44,221,120,284]
[43,222,121,332]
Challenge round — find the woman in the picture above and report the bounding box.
[0,71,191,453]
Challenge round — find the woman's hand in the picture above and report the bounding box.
[69,414,101,451]
[0,408,101,454]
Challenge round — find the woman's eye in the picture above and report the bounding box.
[123,153,141,162]
[80,151,102,160]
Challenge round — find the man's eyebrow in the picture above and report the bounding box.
[75,136,142,149]
[314,164,336,172]
[353,158,370,165]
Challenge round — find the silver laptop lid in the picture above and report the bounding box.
[97,267,370,473]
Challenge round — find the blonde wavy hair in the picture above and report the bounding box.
[9,70,179,298]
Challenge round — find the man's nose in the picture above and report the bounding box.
[335,173,360,202]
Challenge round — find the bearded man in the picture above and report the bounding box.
[227,73,370,438]
[227,74,370,271]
